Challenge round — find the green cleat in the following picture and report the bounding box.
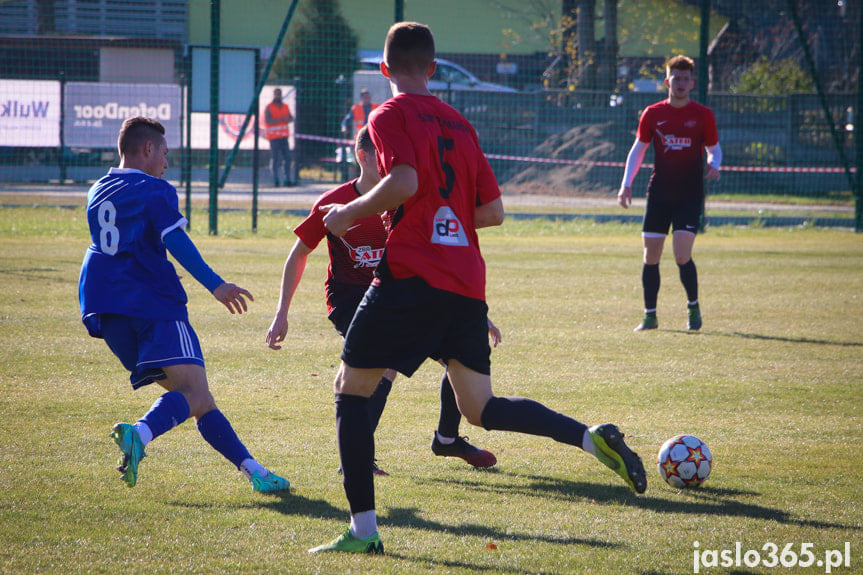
[110,423,146,488]
[308,528,384,554]
[249,470,290,493]
[634,314,658,332]
[687,303,702,331]
[588,424,647,494]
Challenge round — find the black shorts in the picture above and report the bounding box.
[327,285,370,337]
[642,194,703,236]
[342,276,491,377]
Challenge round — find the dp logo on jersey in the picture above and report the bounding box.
[431,206,469,246]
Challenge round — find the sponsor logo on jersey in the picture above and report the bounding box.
[341,237,384,268]
[431,206,469,246]
[656,129,692,153]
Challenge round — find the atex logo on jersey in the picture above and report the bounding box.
[431,206,469,246]
[656,129,692,152]
[341,238,384,268]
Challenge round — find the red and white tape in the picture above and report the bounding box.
[297,134,856,175]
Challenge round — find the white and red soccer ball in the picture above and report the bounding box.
[657,435,712,488]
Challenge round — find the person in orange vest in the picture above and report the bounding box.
[340,88,379,162]
[264,88,295,187]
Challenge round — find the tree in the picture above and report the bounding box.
[730,57,814,95]
[270,0,358,154]
[600,0,618,92]
[575,0,597,89]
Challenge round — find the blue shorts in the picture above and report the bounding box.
[342,276,491,377]
[99,314,205,389]
[642,194,703,236]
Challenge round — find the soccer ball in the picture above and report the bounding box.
[657,435,712,488]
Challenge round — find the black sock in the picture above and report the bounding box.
[642,263,660,311]
[335,393,375,514]
[366,376,392,434]
[678,259,698,303]
[436,373,462,438]
[480,396,587,448]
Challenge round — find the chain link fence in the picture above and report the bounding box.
[0,0,859,229]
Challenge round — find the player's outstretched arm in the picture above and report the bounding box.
[213,282,254,315]
[267,238,313,350]
[322,164,417,237]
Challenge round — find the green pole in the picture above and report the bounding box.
[209,0,220,235]
[698,0,709,104]
[787,0,856,202]
[698,0,710,233]
[185,53,193,225]
[856,2,862,232]
[217,0,299,188]
[394,0,404,22]
[252,49,260,233]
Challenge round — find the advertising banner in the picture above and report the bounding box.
[64,83,181,148]
[189,85,295,150]
[0,80,61,147]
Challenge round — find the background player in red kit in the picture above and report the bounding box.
[266,126,497,474]
[309,21,647,555]
[618,54,722,332]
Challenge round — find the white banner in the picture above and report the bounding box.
[0,80,61,147]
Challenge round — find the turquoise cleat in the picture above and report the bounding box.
[110,423,146,488]
[249,470,290,493]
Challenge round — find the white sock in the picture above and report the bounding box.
[581,429,595,456]
[350,510,378,540]
[240,458,267,480]
[435,431,455,445]
[133,422,153,447]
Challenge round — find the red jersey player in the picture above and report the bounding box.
[310,21,646,556]
[266,126,497,475]
[618,54,722,332]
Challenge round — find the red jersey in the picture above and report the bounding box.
[637,99,719,201]
[368,93,501,301]
[293,180,387,314]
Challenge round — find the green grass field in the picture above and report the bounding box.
[1,206,861,574]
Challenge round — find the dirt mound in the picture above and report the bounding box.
[501,123,623,198]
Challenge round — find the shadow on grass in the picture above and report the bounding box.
[422,473,859,531]
[697,329,863,347]
[170,489,620,551]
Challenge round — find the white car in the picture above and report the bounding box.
[360,56,517,92]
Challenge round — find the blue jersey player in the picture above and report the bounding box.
[78,116,289,491]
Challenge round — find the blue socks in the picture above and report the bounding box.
[196,409,253,469]
[138,391,190,441]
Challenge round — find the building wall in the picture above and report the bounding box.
[187,0,549,56]
[100,48,176,83]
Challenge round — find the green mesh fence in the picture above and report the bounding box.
[0,0,860,229]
